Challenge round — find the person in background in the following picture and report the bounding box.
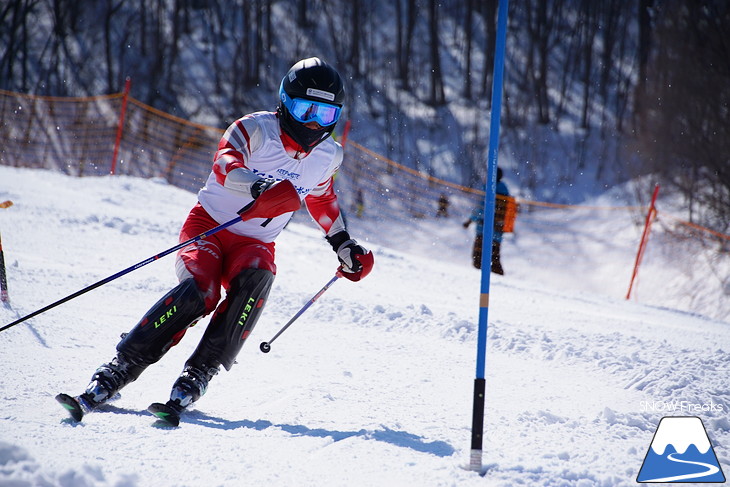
[354,188,365,218]
[58,57,374,422]
[437,193,450,217]
[463,167,510,274]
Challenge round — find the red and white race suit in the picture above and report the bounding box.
[176,111,347,312]
[199,110,346,242]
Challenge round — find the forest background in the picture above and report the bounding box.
[1,0,728,231]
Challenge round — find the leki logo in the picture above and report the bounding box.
[153,305,177,329]
[637,416,726,483]
[237,297,256,327]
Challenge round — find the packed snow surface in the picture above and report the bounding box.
[0,166,728,486]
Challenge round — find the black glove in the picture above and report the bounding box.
[250,177,276,199]
[326,231,374,282]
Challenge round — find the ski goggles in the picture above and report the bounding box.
[280,90,341,127]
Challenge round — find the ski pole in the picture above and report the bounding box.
[0,179,302,333]
[1,200,13,304]
[0,213,247,333]
[0,232,9,304]
[259,271,342,353]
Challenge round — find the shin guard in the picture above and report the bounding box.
[117,278,206,366]
[187,268,274,371]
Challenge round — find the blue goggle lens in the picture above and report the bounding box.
[282,93,341,126]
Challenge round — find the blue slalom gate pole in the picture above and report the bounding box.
[470,0,510,473]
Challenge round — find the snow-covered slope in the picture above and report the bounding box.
[0,166,728,486]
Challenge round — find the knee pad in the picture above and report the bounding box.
[186,268,274,371]
[117,278,206,365]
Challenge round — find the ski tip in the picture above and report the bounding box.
[148,402,181,427]
[56,393,84,422]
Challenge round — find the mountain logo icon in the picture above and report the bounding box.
[637,416,726,483]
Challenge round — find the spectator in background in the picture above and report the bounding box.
[463,167,510,274]
[437,193,450,217]
[354,188,365,218]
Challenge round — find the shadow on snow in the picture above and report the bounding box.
[185,410,456,458]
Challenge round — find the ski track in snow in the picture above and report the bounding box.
[0,166,728,486]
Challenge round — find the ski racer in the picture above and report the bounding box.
[58,57,374,422]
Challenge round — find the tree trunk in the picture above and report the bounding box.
[480,0,497,103]
[463,0,474,99]
[428,0,445,105]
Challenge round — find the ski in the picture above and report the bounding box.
[56,392,185,426]
[147,402,182,427]
[55,393,91,422]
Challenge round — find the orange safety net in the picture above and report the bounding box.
[0,89,122,175]
[2,87,729,321]
[1,87,727,246]
[0,88,222,193]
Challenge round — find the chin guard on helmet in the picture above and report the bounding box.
[277,106,333,152]
[277,57,345,152]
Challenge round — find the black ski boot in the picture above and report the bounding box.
[82,352,145,405]
[169,364,219,410]
[148,364,219,426]
[57,352,146,421]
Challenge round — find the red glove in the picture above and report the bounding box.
[339,249,374,281]
[326,231,374,282]
[238,180,301,221]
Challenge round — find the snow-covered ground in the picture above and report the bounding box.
[0,165,728,486]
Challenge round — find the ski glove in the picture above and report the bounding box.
[224,167,276,198]
[238,179,301,221]
[326,230,374,282]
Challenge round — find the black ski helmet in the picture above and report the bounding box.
[278,57,345,152]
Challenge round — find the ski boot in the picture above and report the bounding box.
[56,352,145,421]
[148,364,219,426]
